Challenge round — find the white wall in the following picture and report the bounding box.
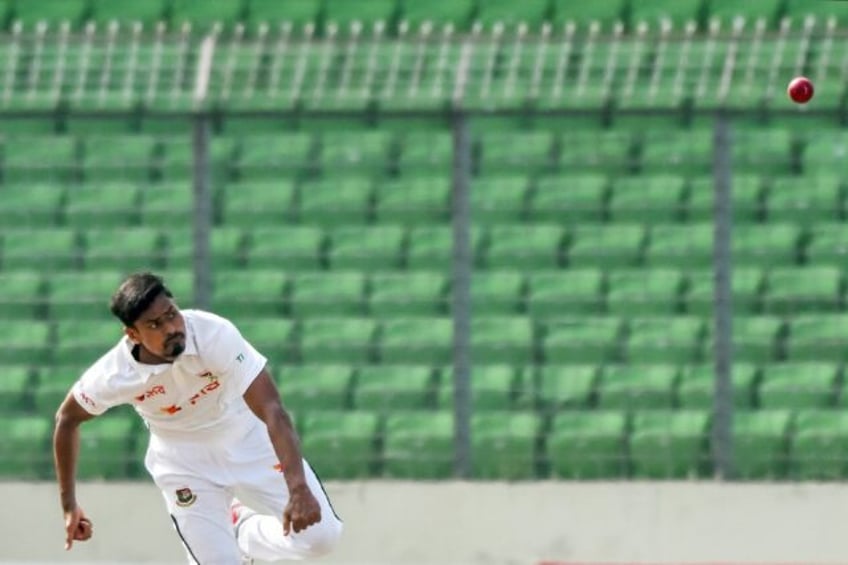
[2,480,846,564]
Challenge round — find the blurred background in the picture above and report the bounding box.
[1,0,848,496]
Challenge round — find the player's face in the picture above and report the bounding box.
[127,294,187,362]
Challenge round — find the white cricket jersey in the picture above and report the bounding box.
[72,310,267,440]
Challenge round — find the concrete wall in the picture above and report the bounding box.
[2,480,846,564]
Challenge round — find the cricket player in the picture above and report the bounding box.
[53,272,343,564]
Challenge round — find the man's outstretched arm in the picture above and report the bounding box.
[54,393,95,549]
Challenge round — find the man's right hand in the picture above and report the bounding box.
[63,506,93,550]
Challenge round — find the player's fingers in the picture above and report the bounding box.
[283,510,292,536]
[64,516,79,550]
[75,519,93,541]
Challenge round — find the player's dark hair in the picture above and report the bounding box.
[110,272,174,327]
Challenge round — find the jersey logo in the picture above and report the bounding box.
[78,392,96,408]
[175,487,197,507]
[236,353,245,363]
[160,404,182,415]
[134,385,166,402]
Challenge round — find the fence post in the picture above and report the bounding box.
[191,114,212,310]
[712,112,735,479]
[452,111,473,479]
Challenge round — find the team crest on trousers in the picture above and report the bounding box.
[175,487,197,507]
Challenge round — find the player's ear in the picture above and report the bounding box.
[124,326,140,344]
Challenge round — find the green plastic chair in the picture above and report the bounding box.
[221,180,297,226]
[791,410,848,480]
[299,318,377,364]
[543,317,623,365]
[379,318,453,365]
[598,365,679,410]
[78,413,137,479]
[762,267,842,315]
[33,366,85,418]
[318,130,393,177]
[3,135,77,183]
[375,177,451,226]
[709,0,782,25]
[478,131,556,175]
[734,129,792,174]
[766,176,842,225]
[0,366,33,413]
[163,227,246,270]
[300,410,380,480]
[325,0,396,25]
[786,314,848,363]
[528,174,608,224]
[289,271,366,317]
[396,131,453,173]
[275,365,353,410]
[211,270,287,319]
[471,176,529,225]
[90,0,166,25]
[2,229,81,271]
[470,270,524,316]
[685,268,764,316]
[686,175,764,223]
[551,0,626,25]
[139,182,194,229]
[83,228,163,271]
[806,224,848,267]
[0,415,52,478]
[630,410,710,479]
[328,226,405,270]
[471,412,540,480]
[299,177,374,227]
[354,365,435,411]
[65,183,141,228]
[527,269,603,318]
[247,227,324,270]
[640,129,712,176]
[0,322,50,364]
[678,363,758,409]
[11,0,87,27]
[608,175,686,223]
[439,365,519,411]
[720,316,785,364]
[246,0,322,28]
[732,224,801,267]
[82,136,155,182]
[234,319,296,363]
[0,184,64,228]
[471,316,534,365]
[568,224,645,269]
[54,320,123,366]
[547,411,628,479]
[759,362,839,409]
[0,271,44,319]
[734,410,793,479]
[630,0,704,26]
[370,271,448,317]
[626,317,705,364]
[47,271,124,320]
[383,411,454,479]
[537,365,599,411]
[399,0,474,28]
[234,133,315,179]
[606,268,684,316]
[485,224,565,269]
[171,0,244,29]
[406,226,484,271]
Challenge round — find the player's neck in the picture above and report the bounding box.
[134,344,174,365]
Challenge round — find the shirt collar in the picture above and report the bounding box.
[120,312,198,377]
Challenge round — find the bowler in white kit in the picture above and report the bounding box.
[53,272,343,564]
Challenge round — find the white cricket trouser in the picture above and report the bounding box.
[144,414,343,564]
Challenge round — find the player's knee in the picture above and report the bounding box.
[305,516,343,557]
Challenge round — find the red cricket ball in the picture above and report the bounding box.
[788,76,814,104]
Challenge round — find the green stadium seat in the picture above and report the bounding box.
[537,365,598,411]
[471,176,529,225]
[300,411,379,480]
[379,318,452,365]
[397,131,453,173]
[640,129,712,176]
[485,224,565,269]
[568,224,645,269]
[806,224,848,267]
[765,176,842,224]
[299,318,377,364]
[162,228,246,270]
[11,0,87,27]
[630,0,703,25]
[33,366,84,418]
[685,268,764,316]
[82,136,155,182]
[559,131,634,172]
[83,228,163,271]
[399,0,474,27]
[791,410,848,480]
[630,410,710,479]
[221,180,297,226]
[47,271,123,320]
[478,131,556,174]
[471,316,534,365]
[246,0,321,28]
[720,316,784,364]
[734,410,792,479]
[54,320,121,366]
[289,271,366,317]
[0,184,64,228]
[0,271,44,319]
[733,224,801,267]
[759,363,839,410]
[406,226,484,271]
[317,130,393,177]
[211,270,286,319]
[471,270,523,316]
[686,175,764,223]
[171,0,244,29]
[354,365,435,411]
[528,174,608,224]
[678,363,758,409]
[324,0,396,24]
[158,270,194,307]
[438,365,520,411]
[475,0,551,26]
[140,182,194,228]
[785,315,848,363]
[608,176,686,223]
[802,131,848,174]
[551,0,626,25]
[2,229,81,271]
[762,267,842,315]
[77,412,137,479]
[598,365,678,410]
[547,411,628,479]
[607,269,684,316]
[328,226,405,270]
[3,136,78,183]
[0,415,52,478]
[369,271,448,317]
[383,411,454,479]
[625,317,705,364]
[734,129,792,173]
[543,317,622,365]
[375,177,450,226]
[471,412,540,480]
[786,0,848,24]
[246,227,324,270]
[709,0,782,25]
[0,366,33,412]
[235,318,296,363]
[156,137,236,181]
[526,269,602,318]
[90,0,166,25]
[64,183,141,228]
[275,365,353,410]
[234,133,315,179]
[299,177,373,227]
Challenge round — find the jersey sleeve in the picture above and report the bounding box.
[203,318,268,396]
[72,364,128,416]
